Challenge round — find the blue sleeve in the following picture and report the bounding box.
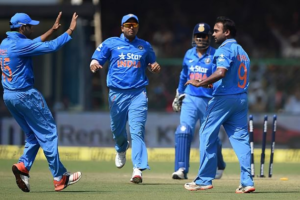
[178,54,188,94]
[15,32,71,57]
[91,39,111,65]
[32,36,42,42]
[145,42,156,64]
[214,48,232,70]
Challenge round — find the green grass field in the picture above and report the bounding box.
[0,159,299,200]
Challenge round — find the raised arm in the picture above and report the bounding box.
[17,12,78,57]
[39,12,62,42]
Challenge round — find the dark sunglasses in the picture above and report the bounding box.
[123,23,139,28]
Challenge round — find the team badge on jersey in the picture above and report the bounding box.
[205,58,211,64]
[138,45,144,50]
[198,24,205,32]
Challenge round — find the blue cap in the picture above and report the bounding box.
[193,23,211,35]
[121,14,139,25]
[10,13,39,29]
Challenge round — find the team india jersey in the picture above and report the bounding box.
[212,39,250,96]
[178,46,215,98]
[0,32,71,91]
[91,34,156,89]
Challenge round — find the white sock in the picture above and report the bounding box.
[54,176,62,181]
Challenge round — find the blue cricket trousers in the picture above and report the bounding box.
[175,94,226,173]
[194,93,254,186]
[3,88,66,177]
[108,87,149,170]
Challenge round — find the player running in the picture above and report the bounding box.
[90,14,161,184]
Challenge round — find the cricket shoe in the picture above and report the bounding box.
[184,182,213,191]
[172,168,187,179]
[12,162,30,192]
[115,141,129,168]
[54,171,82,191]
[215,169,224,179]
[235,185,255,193]
[130,168,142,184]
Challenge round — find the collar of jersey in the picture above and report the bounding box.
[220,39,237,47]
[193,46,212,58]
[120,33,137,43]
[6,31,27,39]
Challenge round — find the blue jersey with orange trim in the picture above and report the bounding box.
[91,34,156,89]
[178,46,215,98]
[0,32,71,91]
[212,39,250,96]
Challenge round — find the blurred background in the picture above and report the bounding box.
[0,0,300,149]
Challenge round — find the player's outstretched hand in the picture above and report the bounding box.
[69,12,79,31]
[185,79,213,88]
[148,62,161,73]
[52,12,62,31]
[185,79,201,87]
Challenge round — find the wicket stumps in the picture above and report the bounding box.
[248,114,277,178]
[268,115,277,177]
[259,115,268,177]
[249,115,255,177]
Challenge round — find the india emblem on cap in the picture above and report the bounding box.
[198,24,205,32]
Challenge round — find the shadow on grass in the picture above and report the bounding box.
[31,190,109,193]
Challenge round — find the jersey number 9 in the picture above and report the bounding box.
[238,63,247,89]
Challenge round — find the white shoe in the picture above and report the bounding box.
[130,168,142,184]
[235,185,255,193]
[172,168,187,179]
[215,169,224,179]
[184,182,213,191]
[115,141,129,168]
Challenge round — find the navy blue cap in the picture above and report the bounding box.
[10,13,39,29]
[193,23,211,35]
[121,14,139,25]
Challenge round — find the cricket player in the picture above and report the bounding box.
[90,14,161,184]
[172,23,226,180]
[0,12,81,192]
[184,16,255,193]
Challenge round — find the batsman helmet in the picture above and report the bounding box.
[192,23,211,49]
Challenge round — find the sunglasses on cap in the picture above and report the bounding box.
[123,22,139,28]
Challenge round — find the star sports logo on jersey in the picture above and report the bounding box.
[117,53,142,68]
[189,65,208,73]
[218,54,225,62]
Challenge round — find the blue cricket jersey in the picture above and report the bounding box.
[178,46,215,98]
[91,33,156,89]
[212,39,250,96]
[0,32,71,91]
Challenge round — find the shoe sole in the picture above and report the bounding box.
[184,185,213,191]
[131,175,142,184]
[236,188,255,193]
[12,165,30,192]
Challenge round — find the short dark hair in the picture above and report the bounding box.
[10,22,19,31]
[215,16,236,37]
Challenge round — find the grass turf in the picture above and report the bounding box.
[0,159,299,200]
